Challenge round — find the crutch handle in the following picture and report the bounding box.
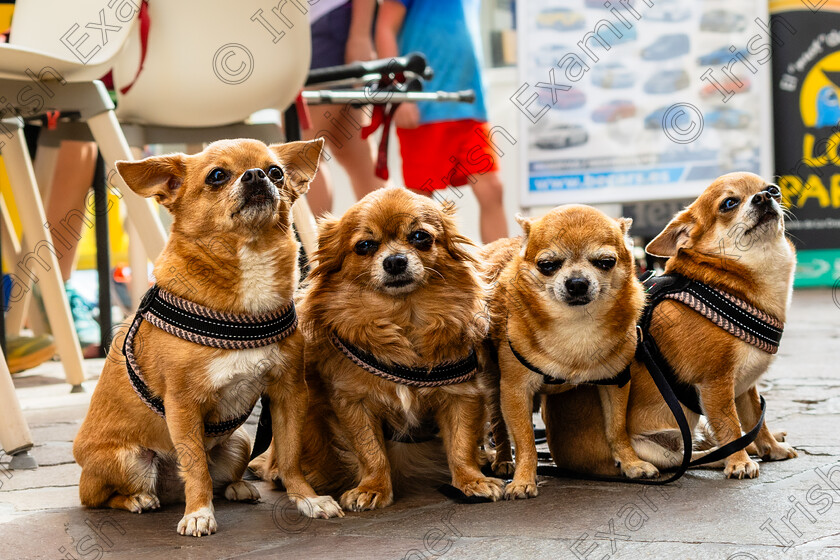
[306,52,430,85]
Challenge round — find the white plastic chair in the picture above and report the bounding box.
[106,0,319,287]
[0,0,168,391]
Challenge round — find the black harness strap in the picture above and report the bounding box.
[330,333,478,387]
[507,339,631,388]
[535,273,774,485]
[124,286,297,438]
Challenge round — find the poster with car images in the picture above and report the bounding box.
[515,0,774,206]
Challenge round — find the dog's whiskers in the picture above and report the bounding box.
[424,266,445,281]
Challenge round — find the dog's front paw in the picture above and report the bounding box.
[224,480,260,502]
[503,479,537,500]
[492,460,515,478]
[460,477,505,501]
[725,458,760,479]
[760,441,798,462]
[621,460,660,480]
[340,486,393,512]
[177,507,217,537]
[294,495,344,519]
[126,492,160,513]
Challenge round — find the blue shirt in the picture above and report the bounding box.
[395,0,487,124]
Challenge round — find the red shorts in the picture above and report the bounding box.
[396,120,499,191]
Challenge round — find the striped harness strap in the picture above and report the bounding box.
[329,333,478,387]
[124,285,298,437]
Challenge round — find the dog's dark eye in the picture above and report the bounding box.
[267,165,284,183]
[536,259,563,275]
[205,168,229,187]
[720,197,740,212]
[766,185,781,197]
[408,230,433,250]
[592,257,617,270]
[354,239,380,256]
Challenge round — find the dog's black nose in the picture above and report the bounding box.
[241,168,267,186]
[752,191,772,206]
[565,277,589,297]
[383,254,409,275]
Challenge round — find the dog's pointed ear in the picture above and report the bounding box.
[116,154,187,208]
[616,217,635,252]
[269,138,325,199]
[310,213,345,277]
[439,201,476,263]
[515,213,532,237]
[646,211,695,258]
[617,217,633,236]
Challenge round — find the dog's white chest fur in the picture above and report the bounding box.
[238,245,285,314]
[733,344,774,396]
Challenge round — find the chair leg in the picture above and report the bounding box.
[127,221,148,310]
[0,350,35,459]
[0,195,25,337]
[3,128,86,388]
[86,110,167,261]
[292,197,319,263]
[9,145,62,337]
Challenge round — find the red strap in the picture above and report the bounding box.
[45,111,60,130]
[361,105,385,139]
[118,1,150,95]
[372,104,399,181]
[295,92,312,131]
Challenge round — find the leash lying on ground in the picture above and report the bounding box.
[123,285,297,438]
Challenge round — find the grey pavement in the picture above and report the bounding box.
[1,289,838,560]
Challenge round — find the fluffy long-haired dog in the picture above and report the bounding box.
[73,139,342,537]
[255,187,504,510]
[480,205,658,499]
[545,172,798,479]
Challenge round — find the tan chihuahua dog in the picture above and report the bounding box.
[481,205,658,500]
[545,173,797,479]
[73,138,343,537]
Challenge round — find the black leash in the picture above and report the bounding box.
[250,395,273,461]
[535,273,770,485]
[508,338,631,387]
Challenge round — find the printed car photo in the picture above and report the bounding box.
[700,10,747,32]
[641,34,690,61]
[646,0,691,22]
[532,123,589,149]
[591,62,635,88]
[591,100,636,123]
[644,69,690,94]
[538,87,587,110]
[644,105,699,130]
[536,7,585,31]
[532,44,570,69]
[586,25,637,51]
[706,107,751,129]
[697,46,748,66]
[700,75,751,97]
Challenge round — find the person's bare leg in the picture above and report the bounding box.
[469,172,508,243]
[45,141,97,282]
[304,104,384,217]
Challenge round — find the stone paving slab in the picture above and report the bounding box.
[0,289,838,559]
